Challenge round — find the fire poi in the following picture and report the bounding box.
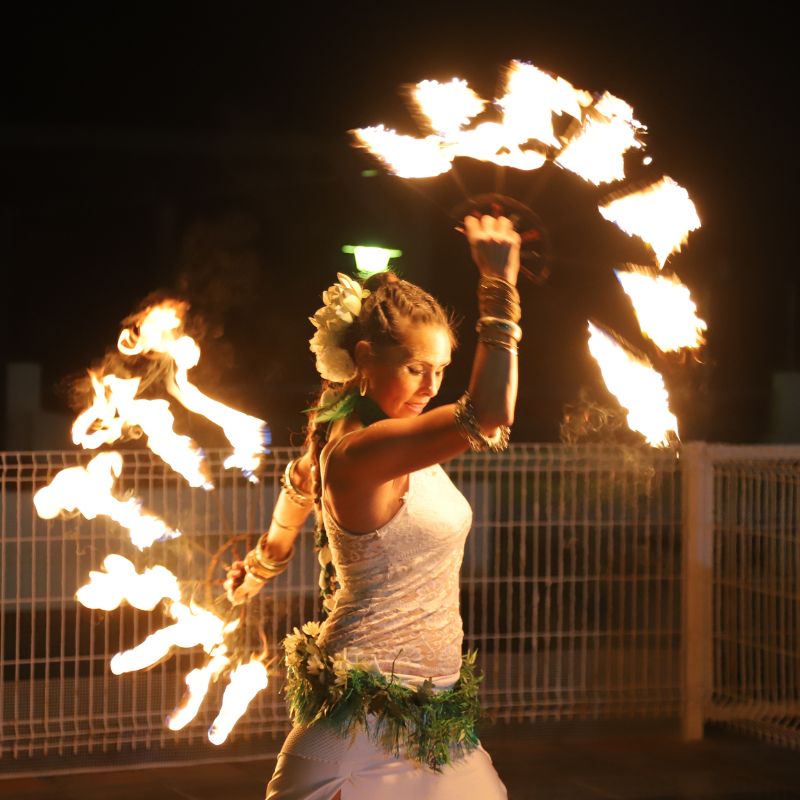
[34,299,271,743]
[34,57,707,751]
[354,59,705,447]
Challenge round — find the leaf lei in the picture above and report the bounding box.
[283,625,484,771]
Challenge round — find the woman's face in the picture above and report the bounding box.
[360,322,452,419]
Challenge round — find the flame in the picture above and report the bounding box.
[72,372,211,490]
[412,78,486,137]
[457,122,548,170]
[110,601,236,675]
[555,92,645,185]
[76,554,181,611]
[33,452,180,549]
[166,648,231,731]
[352,126,452,178]
[586,322,678,447]
[207,658,269,745]
[498,60,589,147]
[599,177,701,268]
[118,301,268,481]
[353,61,591,177]
[615,266,707,352]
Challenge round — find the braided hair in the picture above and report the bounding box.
[304,271,456,613]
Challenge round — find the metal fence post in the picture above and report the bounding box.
[681,442,714,740]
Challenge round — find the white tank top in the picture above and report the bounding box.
[317,435,472,684]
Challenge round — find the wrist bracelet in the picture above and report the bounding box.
[244,544,294,582]
[478,335,519,355]
[453,391,511,453]
[476,317,523,342]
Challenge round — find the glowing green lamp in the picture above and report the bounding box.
[342,245,403,275]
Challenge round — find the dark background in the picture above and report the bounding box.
[0,3,794,448]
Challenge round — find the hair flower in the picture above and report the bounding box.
[309,273,370,383]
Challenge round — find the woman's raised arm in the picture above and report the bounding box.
[327,214,521,489]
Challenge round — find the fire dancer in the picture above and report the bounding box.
[225,214,520,799]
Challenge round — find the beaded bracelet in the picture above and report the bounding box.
[453,392,511,453]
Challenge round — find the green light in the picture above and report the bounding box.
[360,169,379,178]
[342,245,403,275]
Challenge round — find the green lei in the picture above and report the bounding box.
[283,623,484,771]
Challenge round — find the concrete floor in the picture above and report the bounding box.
[1,724,799,799]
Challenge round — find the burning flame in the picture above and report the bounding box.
[72,372,211,490]
[352,126,453,178]
[167,648,231,731]
[33,452,180,549]
[599,177,701,268]
[555,93,645,185]
[615,266,707,352]
[498,60,589,147]
[118,301,268,481]
[110,601,236,675]
[412,78,486,137]
[354,61,592,177]
[586,322,678,447]
[207,658,269,745]
[76,554,181,611]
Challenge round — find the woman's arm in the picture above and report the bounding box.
[225,452,315,604]
[327,215,520,491]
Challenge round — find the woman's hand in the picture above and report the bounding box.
[464,214,521,285]
[224,560,266,605]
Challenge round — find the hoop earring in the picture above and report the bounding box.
[359,374,368,397]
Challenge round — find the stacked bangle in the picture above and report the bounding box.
[281,459,313,507]
[453,392,511,453]
[244,541,294,582]
[478,276,521,323]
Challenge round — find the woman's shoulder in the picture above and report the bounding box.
[319,419,366,478]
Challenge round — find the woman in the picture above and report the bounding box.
[225,214,521,799]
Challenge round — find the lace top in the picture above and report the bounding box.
[317,442,472,684]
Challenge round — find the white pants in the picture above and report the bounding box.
[266,722,508,800]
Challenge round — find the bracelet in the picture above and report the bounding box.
[478,335,519,355]
[453,392,511,453]
[478,278,521,323]
[244,543,294,582]
[281,459,313,507]
[271,516,301,533]
[476,317,523,342]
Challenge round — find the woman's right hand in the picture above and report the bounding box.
[464,214,521,285]
[224,560,266,605]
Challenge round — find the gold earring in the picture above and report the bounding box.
[359,374,368,397]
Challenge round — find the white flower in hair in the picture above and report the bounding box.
[309,272,370,383]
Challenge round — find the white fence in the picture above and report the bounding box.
[0,443,797,775]
[682,444,800,748]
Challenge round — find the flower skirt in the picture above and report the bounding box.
[266,720,507,800]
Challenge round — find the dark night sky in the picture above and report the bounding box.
[0,4,795,447]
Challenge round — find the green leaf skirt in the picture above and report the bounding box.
[282,623,485,772]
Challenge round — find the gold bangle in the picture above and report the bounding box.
[478,278,521,322]
[281,459,313,507]
[476,317,523,342]
[453,391,511,453]
[244,544,293,582]
[478,336,519,355]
